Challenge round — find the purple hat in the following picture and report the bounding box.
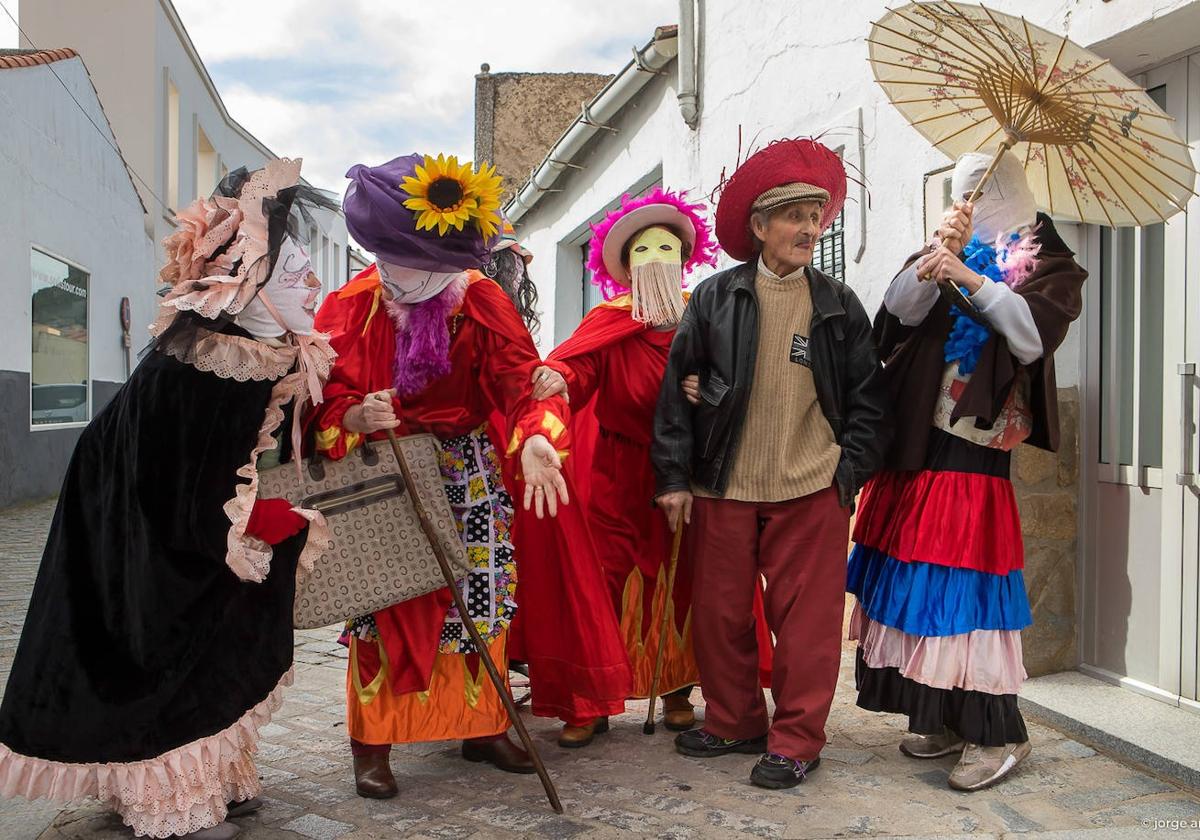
[343,154,497,273]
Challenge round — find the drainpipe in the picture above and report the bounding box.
[678,0,699,129]
[853,107,868,263]
[506,30,679,224]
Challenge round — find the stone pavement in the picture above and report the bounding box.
[3,499,1199,840]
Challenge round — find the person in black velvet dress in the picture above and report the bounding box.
[0,158,337,839]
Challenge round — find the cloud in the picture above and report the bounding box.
[174,0,677,194]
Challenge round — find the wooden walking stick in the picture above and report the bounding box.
[385,430,563,814]
[643,520,686,735]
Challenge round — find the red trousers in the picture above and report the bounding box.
[691,486,850,761]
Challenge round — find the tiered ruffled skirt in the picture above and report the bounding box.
[847,428,1030,747]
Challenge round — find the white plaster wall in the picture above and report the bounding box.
[20,0,157,229]
[0,58,156,382]
[518,0,1200,385]
[309,202,350,294]
[519,77,688,348]
[151,3,348,270]
[21,0,348,266]
[151,2,269,248]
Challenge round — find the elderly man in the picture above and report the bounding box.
[652,139,891,789]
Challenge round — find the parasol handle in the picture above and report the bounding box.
[965,131,1020,204]
[923,131,1020,286]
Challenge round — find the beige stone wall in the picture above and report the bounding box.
[475,70,612,202]
[1015,386,1080,677]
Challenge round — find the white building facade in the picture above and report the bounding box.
[0,48,156,507]
[19,0,350,296]
[508,1,1200,714]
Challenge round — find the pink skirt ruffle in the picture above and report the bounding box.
[849,603,1026,695]
[0,669,292,838]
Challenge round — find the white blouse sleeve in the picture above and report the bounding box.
[969,280,1044,364]
[882,262,940,326]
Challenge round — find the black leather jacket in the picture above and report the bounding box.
[651,261,892,507]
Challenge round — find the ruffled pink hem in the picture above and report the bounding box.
[293,506,330,583]
[849,603,1027,695]
[156,326,298,383]
[220,338,335,584]
[224,374,314,582]
[0,669,293,839]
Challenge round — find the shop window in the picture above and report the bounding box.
[30,249,90,427]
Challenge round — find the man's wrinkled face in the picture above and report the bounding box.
[752,200,823,271]
[629,226,683,269]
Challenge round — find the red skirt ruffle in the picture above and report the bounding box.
[853,469,1024,575]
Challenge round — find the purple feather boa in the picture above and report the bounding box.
[385,275,469,397]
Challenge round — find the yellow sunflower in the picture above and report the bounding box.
[464,161,503,240]
[400,154,503,238]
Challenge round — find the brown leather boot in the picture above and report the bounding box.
[558,716,610,748]
[461,732,536,774]
[353,751,399,799]
[662,692,696,731]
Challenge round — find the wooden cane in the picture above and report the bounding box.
[643,521,686,735]
[385,430,563,814]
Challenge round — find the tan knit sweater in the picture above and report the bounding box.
[709,261,842,502]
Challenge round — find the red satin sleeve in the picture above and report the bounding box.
[545,349,602,412]
[306,278,405,460]
[476,318,571,461]
[464,281,571,459]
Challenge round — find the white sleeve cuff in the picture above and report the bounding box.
[969,279,1003,309]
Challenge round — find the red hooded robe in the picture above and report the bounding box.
[308,266,631,731]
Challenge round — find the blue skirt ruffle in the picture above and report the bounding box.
[847,543,1032,637]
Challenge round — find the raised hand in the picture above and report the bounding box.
[521,434,570,519]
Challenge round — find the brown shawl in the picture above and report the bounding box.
[875,213,1087,472]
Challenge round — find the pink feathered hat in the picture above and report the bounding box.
[587,188,718,300]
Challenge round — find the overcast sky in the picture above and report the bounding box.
[175,0,676,193]
[2,0,675,193]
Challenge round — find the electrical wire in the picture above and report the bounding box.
[0,0,174,214]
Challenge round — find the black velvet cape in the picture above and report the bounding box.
[0,334,303,765]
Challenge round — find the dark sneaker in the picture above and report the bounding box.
[750,753,821,789]
[674,728,768,758]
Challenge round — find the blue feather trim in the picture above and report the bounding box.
[943,234,1019,375]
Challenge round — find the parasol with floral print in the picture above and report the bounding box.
[868,1,1196,226]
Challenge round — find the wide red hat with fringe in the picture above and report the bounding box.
[714,138,847,262]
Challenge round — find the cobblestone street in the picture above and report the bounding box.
[2,499,1198,840]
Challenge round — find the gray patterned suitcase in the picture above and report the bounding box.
[258,433,469,629]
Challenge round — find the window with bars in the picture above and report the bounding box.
[813,210,845,281]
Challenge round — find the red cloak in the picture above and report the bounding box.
[308,267,632,721]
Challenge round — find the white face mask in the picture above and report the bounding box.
[377,260,462,304]
[951,151,1038,245]
[236,236,320,338]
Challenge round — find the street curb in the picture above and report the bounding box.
[1019,696,1200,791]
